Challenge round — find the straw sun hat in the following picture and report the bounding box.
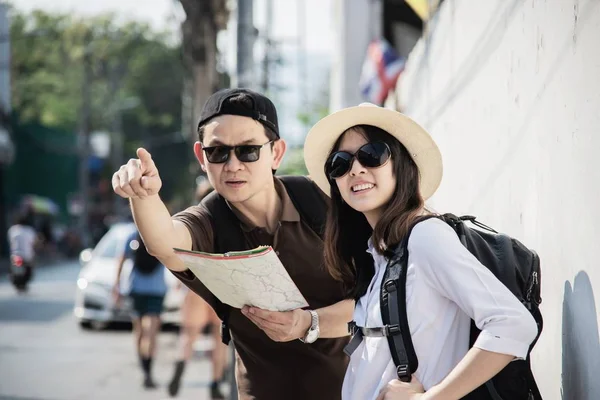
[303,103,443,200]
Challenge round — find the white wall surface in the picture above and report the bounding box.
[399,1,600,399]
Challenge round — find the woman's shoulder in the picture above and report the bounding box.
[411,216,455,238]
[407,216,461,255]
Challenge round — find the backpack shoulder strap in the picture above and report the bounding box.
[199,190,249,345]
[200,190,247,252]
[279,175,327,239]
[380,215,439,381]
[380,249,416,382]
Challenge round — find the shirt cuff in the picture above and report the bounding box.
[473,330,530,360]
[170,269,196,283]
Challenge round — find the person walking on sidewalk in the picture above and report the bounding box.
[169,286,228,398]
[112,88,352,400]
[168,177,228,399]
[113,232,167,389]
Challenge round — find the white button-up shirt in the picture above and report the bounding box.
[342,218,538,400]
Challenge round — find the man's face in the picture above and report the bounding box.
[193,115,286,204]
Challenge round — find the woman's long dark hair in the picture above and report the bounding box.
[323,125,426,299]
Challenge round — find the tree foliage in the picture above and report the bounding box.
[10,9,183,141]
[9,9,191,202]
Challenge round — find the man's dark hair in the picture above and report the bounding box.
[197,93,279,143]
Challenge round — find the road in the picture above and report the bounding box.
[0,260,227,400]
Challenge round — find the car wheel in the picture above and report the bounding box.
[79,320,93,330]
[79,320,109,331]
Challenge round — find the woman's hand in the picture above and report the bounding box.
[376,377,426,400]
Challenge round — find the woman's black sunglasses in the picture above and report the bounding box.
[325,141,391,179]
[202,140,274,164]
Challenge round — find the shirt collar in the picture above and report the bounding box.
[227,177,300,232]
[367,236,390,262]
[366,236,375,255]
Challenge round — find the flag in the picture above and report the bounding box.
[405,0,442,21]
[406,0,429,20]
[359,38,406,105]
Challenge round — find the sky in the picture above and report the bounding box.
[9,0,334,53]
[8,0,335,145]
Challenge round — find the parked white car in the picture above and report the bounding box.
[73,222,184,329]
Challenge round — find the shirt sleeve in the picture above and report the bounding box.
[170,205,220,312]
[408,218,538,359]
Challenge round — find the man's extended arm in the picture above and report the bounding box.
[130,196,191,271]
[112,148,191,272]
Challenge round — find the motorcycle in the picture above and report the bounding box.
[10,255,33,292]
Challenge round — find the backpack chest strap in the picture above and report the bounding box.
[343,321,403,357]
[349,320,402,338]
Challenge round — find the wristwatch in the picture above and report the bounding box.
[300,310,320,344]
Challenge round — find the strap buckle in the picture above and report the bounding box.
[383,280,397,293]
[348,321,358,335]
[384,324,401,336]
[396,364,410,380]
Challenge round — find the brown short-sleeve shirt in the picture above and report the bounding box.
[172,178,349,400]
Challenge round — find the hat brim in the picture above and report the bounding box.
[303,105,443,200]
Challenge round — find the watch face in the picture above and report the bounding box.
[305,329,319,344]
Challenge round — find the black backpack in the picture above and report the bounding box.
[131,234,161,275]
[199,175,328,345]
[364,214,543,400]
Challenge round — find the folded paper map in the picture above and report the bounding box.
[173,246,309,311]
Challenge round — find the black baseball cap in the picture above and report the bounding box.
[197,88,279,137]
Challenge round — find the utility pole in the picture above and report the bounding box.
[0,2,12,257]
[297,0,307,107]
[109,64,125,219]
[78,34,92,247]
[236,0,255,88]
[261,0,274,93]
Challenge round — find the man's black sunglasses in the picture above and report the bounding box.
[325,141,391,179]
[202,140,274,164]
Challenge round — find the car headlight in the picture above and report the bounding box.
[78,279,112,294]
[77,278,88,290]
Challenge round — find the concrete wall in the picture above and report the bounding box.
[398,1,600,399]
[329,0,382,111]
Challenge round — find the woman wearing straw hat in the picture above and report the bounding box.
[303,104,537,400]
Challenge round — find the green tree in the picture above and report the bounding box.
[8,10,191,203]
[10,10,183,141]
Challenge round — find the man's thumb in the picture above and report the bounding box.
[141,176,161,192]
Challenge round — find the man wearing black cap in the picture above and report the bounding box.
[112,88,352,400]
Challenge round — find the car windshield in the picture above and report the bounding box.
[93,226,133,259]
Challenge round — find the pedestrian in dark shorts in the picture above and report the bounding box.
[113,232,167,389]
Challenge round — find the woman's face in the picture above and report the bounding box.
[333,129,397,226]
